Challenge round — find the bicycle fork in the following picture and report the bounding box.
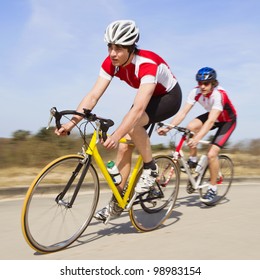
[55,156,91,208]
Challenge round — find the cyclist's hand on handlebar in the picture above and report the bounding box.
[55,126,67,136]
[187,137,199,148]
[157,126,170,136]
[157,122,172,136]
[102,134,119,150]
[54,122,73,136]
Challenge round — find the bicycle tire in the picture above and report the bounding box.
[129,155,180,232]
[199,155,234,206]
[21,154,100,253]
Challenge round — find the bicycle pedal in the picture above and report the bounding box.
[103,215,111,225]
[186,185,195,194]
[217,176,223,184]
[147,201,157,207]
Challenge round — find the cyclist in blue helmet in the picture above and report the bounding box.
[158,67,237,203]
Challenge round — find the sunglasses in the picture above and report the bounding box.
[198,81,211,86]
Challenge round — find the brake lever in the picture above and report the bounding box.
[46,107,56,129]
[186,131,194,142]
[46,115,53,130]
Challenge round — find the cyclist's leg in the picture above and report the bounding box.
[207,144,221,186]
[94,134,135,223]
[94,115,153,222]
[186,113,208,160]
[199,154,234,205]
[133,84,182,193]
[209,120,237,186]
[201,121,236,203]
[145,83,182,125]
[94,115,152,221]
[212,120,237,149]
[131,82,182,165]
[129,115,159,193]
[116,135,135,192]
[129,114,153,164]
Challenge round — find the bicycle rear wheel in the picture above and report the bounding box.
[199,155,234,206]
[129,155,180,232]
[21,154,99,253]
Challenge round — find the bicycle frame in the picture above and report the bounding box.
[49,108,155,211]
[160,123,210,190]
[173,135,209,190]
[84,125,143,209]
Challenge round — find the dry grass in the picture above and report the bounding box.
[230,153,260,177]
[0,152,259,188]
[0,167,42,188]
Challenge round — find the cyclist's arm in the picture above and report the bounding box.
[55,76,110,135]
[75,76,110,118]
[158,102,193,135]
[105,83,156,146]
[169,102,193,127]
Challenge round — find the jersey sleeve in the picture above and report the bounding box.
[99,56,115,81]
[139,63,158,84]
[186,88,197,105]
[99,68,113,81]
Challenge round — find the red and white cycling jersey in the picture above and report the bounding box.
[187,86,237,122]
[99,49,177,96]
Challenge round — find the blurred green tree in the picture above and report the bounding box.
[12,130,31,141]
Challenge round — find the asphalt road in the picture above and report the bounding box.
[0,179,260,260]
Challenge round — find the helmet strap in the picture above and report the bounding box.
[121,48,135,67]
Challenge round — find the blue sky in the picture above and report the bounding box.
[1,0,259,144]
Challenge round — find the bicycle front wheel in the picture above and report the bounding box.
[129,155,180,232]
[21,154,99,253]
[199,155,234,206]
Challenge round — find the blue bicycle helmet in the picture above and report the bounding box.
[196,67,217,81]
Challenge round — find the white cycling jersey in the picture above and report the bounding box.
[187,86,237,122]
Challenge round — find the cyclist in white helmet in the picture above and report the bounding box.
[55,20,182,222]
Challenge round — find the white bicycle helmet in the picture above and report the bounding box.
[104,20,139,46]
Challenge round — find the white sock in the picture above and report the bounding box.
[208,184,217,192]
[189,156,197,162]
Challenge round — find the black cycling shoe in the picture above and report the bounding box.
[180,160,197,172]
[186,182,196,194]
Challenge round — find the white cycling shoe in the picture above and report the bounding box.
[135,165,159,193]
[94,196,123,223]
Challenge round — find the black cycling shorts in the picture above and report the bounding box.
[145,82,182,126]
[196,112,237,148]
